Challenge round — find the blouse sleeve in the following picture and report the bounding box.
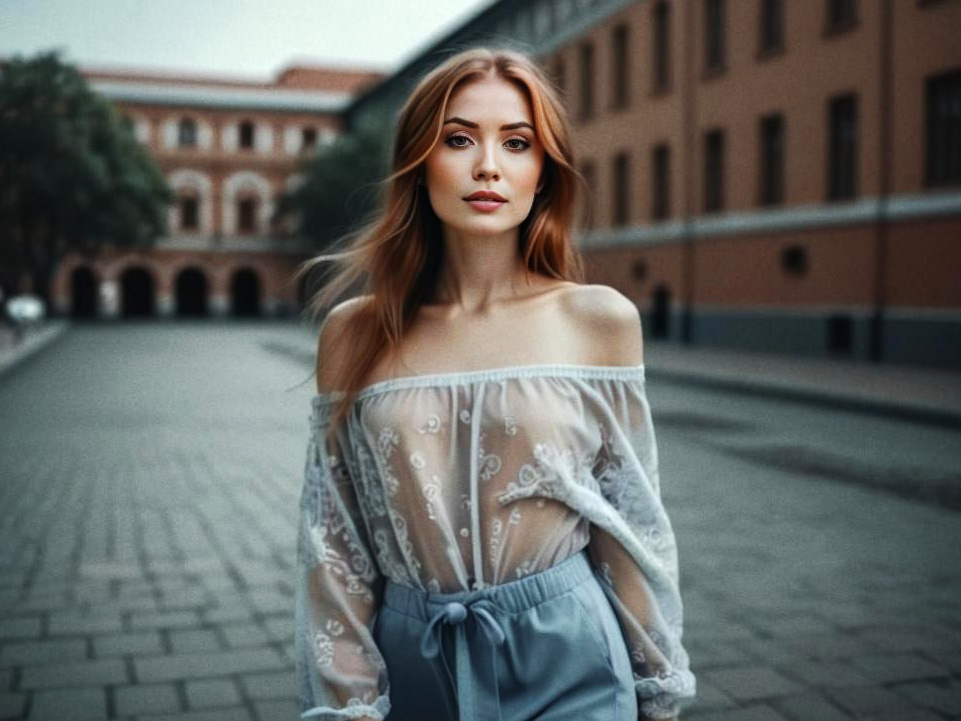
[586,377,697,720]
[295,400,391,720]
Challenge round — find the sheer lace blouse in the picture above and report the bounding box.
[295,363,697,720]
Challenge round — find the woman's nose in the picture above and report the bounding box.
[473,143,500,180]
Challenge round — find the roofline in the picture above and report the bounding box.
[343,0,509,118]
[90,79,351,113]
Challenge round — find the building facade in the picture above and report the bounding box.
[49,63,382,320]
[345,0,961,370]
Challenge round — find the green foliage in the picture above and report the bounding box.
[274,109,393,249]
[0,49,173,299]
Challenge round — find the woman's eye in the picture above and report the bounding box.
[444,135,531,151]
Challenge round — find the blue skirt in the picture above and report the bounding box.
[372,549,638,721]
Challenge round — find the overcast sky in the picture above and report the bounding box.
[0,0,494,78]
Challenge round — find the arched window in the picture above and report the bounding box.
[180,195,199,231]
[302,127,317,151]
[237,197,258,233]
[239,120,255,150]
[178,118,197,148]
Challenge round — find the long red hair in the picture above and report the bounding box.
[293,46,589,441]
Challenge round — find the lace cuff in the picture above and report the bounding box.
[636,667,695,719]
[301,694,391,720]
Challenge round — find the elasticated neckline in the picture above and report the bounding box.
[311,362,646,406]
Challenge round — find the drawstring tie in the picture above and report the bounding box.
[419,598,506,721]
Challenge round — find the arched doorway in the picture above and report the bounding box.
[70,267,98,319]
[175,267,209,318]
[120,267,155,318]
[229,268,260,317]
[651,285,671,340]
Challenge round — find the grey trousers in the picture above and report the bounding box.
[372,549,638,721]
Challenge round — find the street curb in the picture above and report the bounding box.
[646,366,961,431]
[0,320,70,379]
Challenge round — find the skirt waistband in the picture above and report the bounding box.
[382,548,594,620]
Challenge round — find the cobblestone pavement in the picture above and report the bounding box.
[1,322,960,721]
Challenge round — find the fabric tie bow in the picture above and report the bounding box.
[419,598,506,721]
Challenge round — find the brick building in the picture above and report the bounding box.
[344,0,961,369]
[48,62,382,320]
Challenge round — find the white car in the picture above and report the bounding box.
[5,295,46,325]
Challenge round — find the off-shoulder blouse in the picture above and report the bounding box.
[294,363,697,720]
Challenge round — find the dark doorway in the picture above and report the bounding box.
[230,268,261,317]
[651,285,671,339]
[175,267,209,318]
[120,267,155,318]
[71,267,98,319]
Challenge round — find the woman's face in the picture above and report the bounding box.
[423,75,545,239]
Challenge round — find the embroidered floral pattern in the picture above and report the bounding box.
[298,370,695,720]
[489,517,503,558]
[375,427,401,497]
[314,631,334,668]
[515,557,537,578]
[417,414,442,434]
[409,451,426,469]
[422,476,441,521]
[477,431,502,481]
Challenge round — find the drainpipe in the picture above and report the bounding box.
[870,0,893,361]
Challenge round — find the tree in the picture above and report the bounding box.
[0,50,173,304]
[273,109,392,249]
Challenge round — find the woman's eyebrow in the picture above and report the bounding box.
[443,116,534,131]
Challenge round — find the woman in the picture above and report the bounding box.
[293,46,696,721]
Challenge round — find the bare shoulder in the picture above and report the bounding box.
[316,294,373,393]
[559,284,644,366]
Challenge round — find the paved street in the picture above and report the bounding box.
[1,322,960,721]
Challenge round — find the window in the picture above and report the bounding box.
[578,40,595,121]
[302,127,317,151]
[580,160,596,229]
[239,120,255,150]
[828,94,858,199]
[759,0,784,54]
[238,198,257,233]
[826,0,857,31]
[178,118,197,148]
[613,152,630,226]
[925,68,961,187]
[653,1,671,91]
[704,129,724,212]
[652,144,670,220]
[180,196,199,231]
[760,113,784,206]
[705,0,725,73]
[611,23,630,110]
[782,245,808,275]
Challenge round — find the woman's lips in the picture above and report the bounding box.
[465,199,507,211]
